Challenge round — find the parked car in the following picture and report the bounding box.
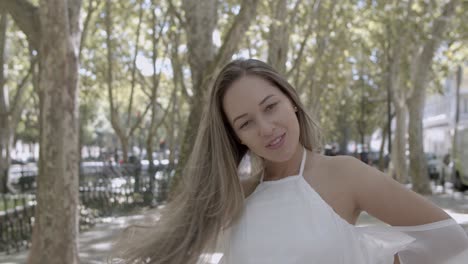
[425,152,443,181]
[11,158,26,165]
[8,163,38,191]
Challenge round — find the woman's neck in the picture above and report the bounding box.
[263,144,304,181]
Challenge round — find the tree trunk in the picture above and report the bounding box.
[168,94,178,164]
[126,0,144,126]
[119,134,129,164]
[172,0,259,194]
[378,123,387,171]
[267,0,288,74]
[383,2,407,183]
[392,102,408,183]
[407,91,430,194]
[0,10,12,193]
[407,0,457,194]
[168,27,182,165]
[28,0,82,263]
[452,65,462,172]
[175,0,217,188]
[146,0,166,170]
[104,0,148,163]
[337,110,350,155]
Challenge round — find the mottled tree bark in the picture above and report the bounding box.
[378,123,387,171]
[172,0,259,193]
[392,103,408,183]
[0,10,11,193]
[27,0,82,263]
[267,0,289,74]
[407,0,457,194]
[383,1,411,184]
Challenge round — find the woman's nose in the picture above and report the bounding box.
[258,119,274,137]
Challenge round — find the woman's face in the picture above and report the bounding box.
[222,75,301,162]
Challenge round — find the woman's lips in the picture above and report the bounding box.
[266,133,286,149]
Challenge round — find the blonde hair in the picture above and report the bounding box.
[113,59,322,264]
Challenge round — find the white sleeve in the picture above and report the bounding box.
[356,218,468,264]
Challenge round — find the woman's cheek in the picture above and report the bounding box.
[240,132,255,147]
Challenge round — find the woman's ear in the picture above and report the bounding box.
[289,99,298,112]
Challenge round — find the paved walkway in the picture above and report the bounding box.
[0,208,161,264]
[1,187,467,264]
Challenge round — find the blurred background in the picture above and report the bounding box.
[0,0,467,263]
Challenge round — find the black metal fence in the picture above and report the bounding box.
[79,163,174,214]
[0,194,35,254]
[0,162,174,254]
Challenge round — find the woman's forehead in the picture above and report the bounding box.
[222,76,285,118]
[223,76,282,103]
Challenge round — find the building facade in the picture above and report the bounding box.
[423,64,468,158]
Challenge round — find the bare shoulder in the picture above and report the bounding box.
[302,153,361,223]
[315,154,368,201]
[310,154,362,184]
[320,154,450,226]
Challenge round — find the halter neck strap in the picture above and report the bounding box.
[299,146,307,176]
[260,146,306,182]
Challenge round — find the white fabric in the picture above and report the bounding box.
[218,149,468,263]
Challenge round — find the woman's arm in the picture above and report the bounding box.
[341,156,450,226]
[339,157,455,264]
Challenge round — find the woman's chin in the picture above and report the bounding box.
[262,146,300,163]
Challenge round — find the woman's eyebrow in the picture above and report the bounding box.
[232,94,276,125]
[233,113,248,125]
[259,94,275,106]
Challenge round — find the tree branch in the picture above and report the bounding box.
[168,14,190,101]
[211,0,259,70]
[167,0,186,28]
[128,101,151,138]
[408,0,458,102]
[79,0,100,60]
[127,0,144,125]
[0,0,40,50]
[286,1,317,78]
[10,57,37,125]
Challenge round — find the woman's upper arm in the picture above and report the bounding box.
[343,156,450,226]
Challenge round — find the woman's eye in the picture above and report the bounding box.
[239,121,250,129]
[265,102,278,111]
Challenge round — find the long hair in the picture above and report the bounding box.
[112,59,322,264]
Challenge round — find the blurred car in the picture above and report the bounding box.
[11,158,26,165]
[425,152,442,181]
[8,163,38,191]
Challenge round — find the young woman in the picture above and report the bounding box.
[115,59,468,264]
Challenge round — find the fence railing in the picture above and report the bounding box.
[0,162,174,255]
[0,194,35,254]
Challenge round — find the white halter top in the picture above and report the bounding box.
[218,148,468,264]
